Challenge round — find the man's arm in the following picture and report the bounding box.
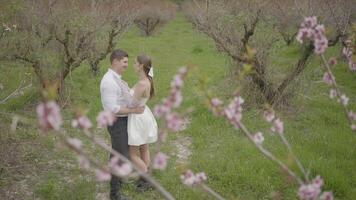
[101,81,144,115]
[117,106,144,115]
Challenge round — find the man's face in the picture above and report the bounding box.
[113,57,129,72]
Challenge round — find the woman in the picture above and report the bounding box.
[128,54,158,179]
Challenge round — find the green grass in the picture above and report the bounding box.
[1,13,356,200]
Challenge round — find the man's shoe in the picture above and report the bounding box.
[136,178,153,192]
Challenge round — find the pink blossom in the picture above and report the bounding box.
[348,111,356,121]
[263,110,275,122]
[165,112,183,132]
[253,132,264,145]
[338,94,349,106]
[108,156,132,177]
[180,170,196,186]
[224,96,244,124]
[172,91,183,108]
[312,175,323,188]
[328,57,337,66]
[314,37,328,55]
[95,169,111,182]
[322,72,334,85]
[36,101,62,132]
[351,124,356,131]
[77,155,90,170]
[171,75,183,88]
[298,183,321,200]
[302,16,317,29]
[314,24,325,34]
[271,118,284,134]
[296,16,328,54]
[153,152,168,170]
[96,110,116,128]
[72,116,92,130]
[195,172,207,184]
[153,105,165,118]
[320,192,333,200]
[180,170,207,186]
[211,98,223,107]
[67,137,82,150]
[329,89,337,99]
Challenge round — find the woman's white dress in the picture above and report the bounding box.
[128,89,158,146]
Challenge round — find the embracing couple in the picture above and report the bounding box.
[100,49,158,200]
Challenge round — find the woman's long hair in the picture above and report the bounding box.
[137,54,155,99]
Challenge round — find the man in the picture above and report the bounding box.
[100,49,144,200]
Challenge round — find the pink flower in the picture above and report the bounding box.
[180,170,207,186]
[302,16,317,28]
[195,172,207,184]
[298,183,321,200]
[211,98,223,107]
[314,24,325,34]
[171,75,184,88]
[77,155,90,170]
[153,152,168,170]
[224,96,244,122]
[180,170,196,186]
[153,105,165,118]
[36,101,62,132]
[329,89,337,99]
[271,118,284,134]
[320,192,333,200]
[108,156,132,177]
[338,94,349,106]
[96,111,116,128]
[312,175,323,188]
[263,110,275,122]
[165,112,183,132]
[322,72,334,85]
[296,16,328,54]
[67,137,82,150]
[72,116,92,130]
[95,169,111,182]
[253,132,264,145]
[314,37,328,54]
[351,124,356,130]
[172,91,183,108]
[328,58,337,66]
[349,111,356,121]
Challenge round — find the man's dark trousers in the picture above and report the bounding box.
[107,116,129,197]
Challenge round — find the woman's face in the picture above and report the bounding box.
[133,58,142,73]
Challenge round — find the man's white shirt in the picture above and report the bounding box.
[100,69,132,117]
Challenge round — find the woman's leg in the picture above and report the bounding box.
[129,145,148,173]
[140,144,151,167]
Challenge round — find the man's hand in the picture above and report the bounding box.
[131,106,145,114]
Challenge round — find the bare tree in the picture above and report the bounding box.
[183,0,353,106]
[134,0,177,36]
[88,0,137,75]
[0,0,135,103]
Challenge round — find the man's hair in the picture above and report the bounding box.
[110,49,128,63]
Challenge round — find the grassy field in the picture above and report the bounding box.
[1,13,356,200]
